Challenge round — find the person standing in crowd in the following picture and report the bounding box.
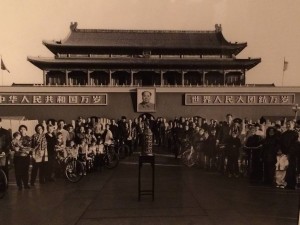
[226,132,241,177]
[136,119,145,149]
[103,124,114,146]
[131,118,139,153]
[109,119,119,142]
[166,121,173,152]
[85,127,97,145]
[67,124,76,144]
[0,118,12,181]
[275,149,289,188]
[11,131,31,190]
[173,123,184,159]
[77,138,88,175]
[217,114,234,144]
[262,127,280,186]
[280,120,299,189]
[206,129,218,171]
[55,132,66,161]
[118,116,127,144]
[45,124,56,182]
[208,119,220,137]
[231,120,241,136]
[245,126,263,183]
[94,138,105,171]
[16,125,32,189]
[124,122,134,156]
[75,116,84,133]
[75,126,86,144]
[295,120,300,176]
[94,122,104,144]
[31,124,48,186]
[202,130,211,169]
[56,120,70,146]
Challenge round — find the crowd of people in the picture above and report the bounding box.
[0,113,299,191]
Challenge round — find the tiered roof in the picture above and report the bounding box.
[28,23,261,71]
[42,23,246,56]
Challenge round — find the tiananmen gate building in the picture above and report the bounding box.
[0,23,299,121]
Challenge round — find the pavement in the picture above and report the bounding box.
[0,148,299,225]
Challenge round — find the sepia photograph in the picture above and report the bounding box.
[0,0,300,225]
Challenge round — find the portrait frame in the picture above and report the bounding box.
[136,88,156,112]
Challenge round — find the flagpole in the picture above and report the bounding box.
[0,55,3,86]
[281,57,285,86]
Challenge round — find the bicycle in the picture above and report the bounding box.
[56,154,85,183]
[0,153,8,198]
[103,144,119,169]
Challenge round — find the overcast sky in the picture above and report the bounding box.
[0,0,299,86]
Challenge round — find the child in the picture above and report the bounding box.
[66,140,78,159]
[78,139,88,175]
[55,132,66,160]
[85,127,97,145]
[86,140,97,171]
[94,138,105,171]
[88,140,97,156]
[275,149,289,188]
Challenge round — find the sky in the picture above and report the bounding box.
[0,0,299,86]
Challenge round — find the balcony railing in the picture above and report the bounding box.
[29,83,269,88]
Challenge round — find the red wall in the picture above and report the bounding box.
[1,92,299,123]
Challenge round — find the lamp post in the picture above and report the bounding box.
[292,103,299,121]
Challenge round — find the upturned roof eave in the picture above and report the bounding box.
[27,56,261,70]
[43,40,247,55]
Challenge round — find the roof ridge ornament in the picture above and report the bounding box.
[215,24,222,33]
[70,22,78,31]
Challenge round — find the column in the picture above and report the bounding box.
[223,71,227,86]
[160,71,164,87]
[131,70,134,86]
[202,71,206,86]
[43,70,47,85]
[109,70,112,86]
[87,70,91,85]
[65,70,69,85]
[241,70,246,85]
[181,71,185,87]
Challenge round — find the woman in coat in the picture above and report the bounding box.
[30,124,48,186]
[13,125,32,190]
